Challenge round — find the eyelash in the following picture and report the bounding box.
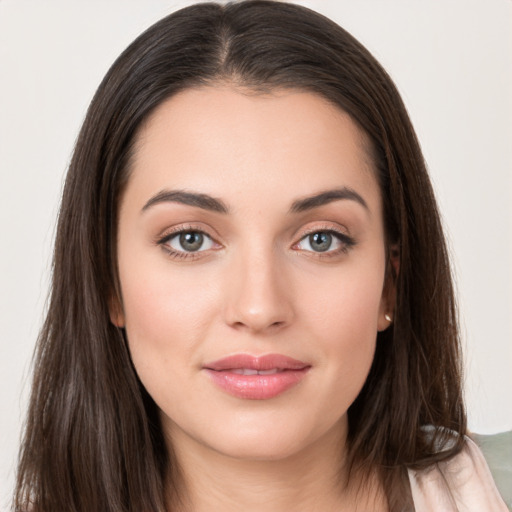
[293,226,356,259]
[156,224,215,260]
[156,224,356,261]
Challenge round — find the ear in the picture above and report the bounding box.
[108,292,125,328]
[377,244,400,332]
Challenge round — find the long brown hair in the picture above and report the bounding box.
[14,1,466,510]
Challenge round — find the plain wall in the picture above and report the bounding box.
[1,0,511,508]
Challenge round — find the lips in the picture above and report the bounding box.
[203,353,311,400]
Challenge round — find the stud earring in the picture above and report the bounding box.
[384,313,392,322]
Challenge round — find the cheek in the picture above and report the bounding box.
[118,269,220,432]
[118,255,219,378]
[296,259,385,379]
[300,261,385,336]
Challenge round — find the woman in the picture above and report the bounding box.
[13,1,507,511]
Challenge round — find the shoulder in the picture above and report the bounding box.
[408,434,508,511]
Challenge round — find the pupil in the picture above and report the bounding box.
[310,232,331,252]
[180,232,203,251]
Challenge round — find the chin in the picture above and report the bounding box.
[193,412,345,464]
[213,433,313,462]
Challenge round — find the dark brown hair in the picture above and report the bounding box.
[14,1,466,510]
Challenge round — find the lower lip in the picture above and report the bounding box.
[204,368,310,400]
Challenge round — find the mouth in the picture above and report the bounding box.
[229,368,285,375]
[203,353,311,400]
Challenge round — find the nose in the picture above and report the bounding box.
[223,246,294,334]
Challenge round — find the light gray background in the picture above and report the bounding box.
[1,0,511,508]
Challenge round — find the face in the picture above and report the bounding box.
[113,87,392,462]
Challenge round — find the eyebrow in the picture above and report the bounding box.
[142,190,230,214]
[289,187,369,213]
[141,186,369,215]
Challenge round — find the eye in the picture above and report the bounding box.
[164,230,215,253]
[295,230,355,254]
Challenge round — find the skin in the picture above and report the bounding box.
[112,87,393,511]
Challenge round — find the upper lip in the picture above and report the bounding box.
[203,353,310,371]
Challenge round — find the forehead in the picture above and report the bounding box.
[125,86,380,213]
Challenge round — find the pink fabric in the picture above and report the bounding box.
[408,436,508,511]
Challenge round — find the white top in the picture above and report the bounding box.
[408,436,508,511]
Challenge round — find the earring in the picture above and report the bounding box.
[384,313,392,322]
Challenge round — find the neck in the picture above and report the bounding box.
[163,420,387,512]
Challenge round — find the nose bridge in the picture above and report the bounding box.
[224,238,293,333]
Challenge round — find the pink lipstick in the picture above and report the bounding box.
[203,353,310,400]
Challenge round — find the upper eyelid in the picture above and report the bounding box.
[298,225,348,237]
[157,224,217,243]
[294,221,351,240]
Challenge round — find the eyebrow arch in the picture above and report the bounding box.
[141,186,368,216]
[289,187,369,214]
[142,189,230,214]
